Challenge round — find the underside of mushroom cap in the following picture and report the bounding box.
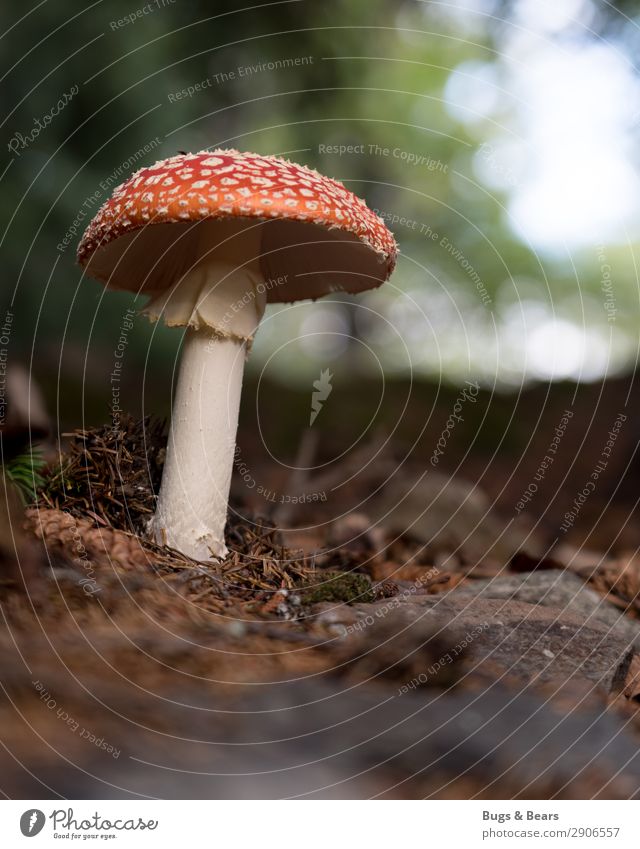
[139,217,267,344]
[77,149,397,304]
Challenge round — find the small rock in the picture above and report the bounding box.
[447,569,640,644]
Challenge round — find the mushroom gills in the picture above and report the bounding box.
[143,218,266,343]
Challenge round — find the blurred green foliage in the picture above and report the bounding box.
[1,0,639,422]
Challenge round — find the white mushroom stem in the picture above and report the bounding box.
[151,328,245,559]
[148,220,267,559]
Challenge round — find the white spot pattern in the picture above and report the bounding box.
[77,148,397,276]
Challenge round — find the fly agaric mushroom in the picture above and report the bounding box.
[77,149,397,560]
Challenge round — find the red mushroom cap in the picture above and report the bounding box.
[77,149,397,304]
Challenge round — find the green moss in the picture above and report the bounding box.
[298,571,374,605]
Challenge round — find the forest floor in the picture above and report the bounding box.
[2,395,640,799]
